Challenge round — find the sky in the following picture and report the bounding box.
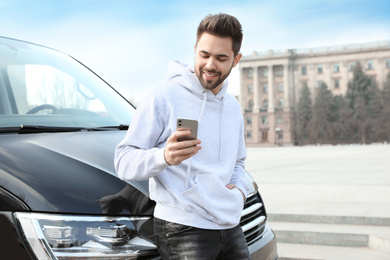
[1,0,390,104]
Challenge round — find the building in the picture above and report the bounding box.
[239,40,390,146]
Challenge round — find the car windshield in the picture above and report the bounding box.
[0,37,134,130]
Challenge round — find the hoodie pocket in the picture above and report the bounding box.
[181,174,244,226]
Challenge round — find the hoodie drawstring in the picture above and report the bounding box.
[219,97,225,162]
[185,91,208,188]
[198,91,208,124]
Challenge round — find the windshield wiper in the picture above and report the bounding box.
[19,125,87,134]
[0,127,20,133]
[98,124,129,130]
[18,124,129,134]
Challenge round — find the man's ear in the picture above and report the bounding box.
[233,53,242,68]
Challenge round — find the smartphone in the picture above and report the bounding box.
[176,117,198,142]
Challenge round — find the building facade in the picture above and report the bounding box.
[239,40,390,146]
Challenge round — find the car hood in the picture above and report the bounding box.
[0,131,153,215]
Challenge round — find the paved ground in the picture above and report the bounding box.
[245,144,390,218]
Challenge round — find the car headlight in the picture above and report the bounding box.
[15,212,159,260]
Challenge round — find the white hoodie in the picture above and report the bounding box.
[115,61,250,230]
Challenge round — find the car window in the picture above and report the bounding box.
[8,64,107,116]
[0,37,135,129]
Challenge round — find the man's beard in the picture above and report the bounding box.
[196,65,233,91]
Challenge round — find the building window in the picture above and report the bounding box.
[278,98,284,108]
[248,84,253,94]
[317,64,323,74]
[247,131,252,139]
[248,100,253,110]
[277,130,283,140]
[277,83,284,92]
[277,115,283,124]
[247,68,253,79]
[334,79,340,89]
[262,83,268,93]
[263,99,268,109]
[261,116,268,124]
[275,66,283,77]
[367,60,374,70]
[261,67,268,77]
[301,66,307,75]
[334,63,340,73]
[349,62,356,71]
[387,59,390,68]
[301,81,308,89]
[247,117,252,125]
[261,131,268,142]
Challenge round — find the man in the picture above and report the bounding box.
[115,13,250,259]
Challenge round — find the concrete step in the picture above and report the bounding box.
[269,221,390,253]
[268,213,390,226]
[277,243,390,260]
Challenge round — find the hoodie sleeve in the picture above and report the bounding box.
[114,93,170,181]
[229,115,251,199]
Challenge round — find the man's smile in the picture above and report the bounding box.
[202,70,220,80]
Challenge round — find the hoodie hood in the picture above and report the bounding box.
[166,61,228,101]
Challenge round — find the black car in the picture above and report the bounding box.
[0,36,277,260]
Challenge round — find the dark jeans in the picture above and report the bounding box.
[154,218,250,260]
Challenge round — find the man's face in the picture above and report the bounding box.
[194,32,241,95]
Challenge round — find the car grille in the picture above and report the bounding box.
[240,192,266,246]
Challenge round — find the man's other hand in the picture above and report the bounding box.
[226,184,245,203]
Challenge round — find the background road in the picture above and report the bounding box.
[245,144,390,218]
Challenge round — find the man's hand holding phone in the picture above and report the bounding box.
[164,118,201,166]
[164,130,201,165]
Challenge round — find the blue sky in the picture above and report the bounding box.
[1,0,390,103]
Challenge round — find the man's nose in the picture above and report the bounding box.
[205,57,217,70]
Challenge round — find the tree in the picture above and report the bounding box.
[366,80,383,142]
[380,72,390,142]
[312,83,334,144]
[296,84,313,145]
[331,95,353,143]
[345,62,379,143]
[292,62,389,146]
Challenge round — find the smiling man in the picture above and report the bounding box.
[115,13,250,259]
[195,31,241,94]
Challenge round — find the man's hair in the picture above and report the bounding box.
[196,13,243,56]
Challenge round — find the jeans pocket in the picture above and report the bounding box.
[165,221,193,237]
